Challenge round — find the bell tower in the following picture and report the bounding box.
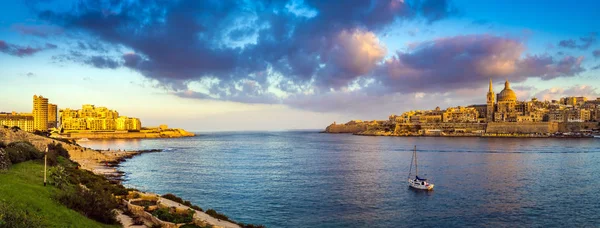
[486,78,495,122]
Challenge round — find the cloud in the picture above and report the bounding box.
[558,32,597,50]
[0,40,57,57]
[593,49,600,58]
[591,64,600,70]
[84,56,120,69]
[375,34,585,94]
[34,0,456,91]
[11,23,63,37]
[533,85,600,101]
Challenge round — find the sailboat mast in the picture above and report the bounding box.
[414,145,418,177]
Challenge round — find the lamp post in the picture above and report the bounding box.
[44,147,47,186]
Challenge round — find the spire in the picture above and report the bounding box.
[489,78,493,92]
[505,80,510,89]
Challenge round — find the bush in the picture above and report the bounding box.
[5,141,43,164]
[205,209,229,221]
[48,142,70,159]
[11,126,20,132]
[130,200,157,207]
[0,200,44,228]
[162,193,203,211]
[0,141,6,149]
[56,185,119,224]
[151,208,194,224]
[33,130,50,137]
[162,193,185,204]
[0,148,11,171]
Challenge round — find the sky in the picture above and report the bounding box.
[0,0,599,131]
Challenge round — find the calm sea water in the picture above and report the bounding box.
[79,132,600,227]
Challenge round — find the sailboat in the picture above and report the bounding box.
[408,145,434,190]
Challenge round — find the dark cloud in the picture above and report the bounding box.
[0,40,57,57]
[11,23,64,37]
[375,35,585,94]
[33,0,456,93]
[558,33,597,50]
[85,55,120,69]
[592,64,600,70]
[593,49,600,58]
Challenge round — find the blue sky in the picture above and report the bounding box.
[0,0,599,131]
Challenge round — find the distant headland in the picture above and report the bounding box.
[324,79,600,138]
[0,95,195,139]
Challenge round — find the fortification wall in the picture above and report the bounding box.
[324,123,368,133]
[558,122,599,132]
[486,122,558,134]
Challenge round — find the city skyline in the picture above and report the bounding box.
[1,0,600,131]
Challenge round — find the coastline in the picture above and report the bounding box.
[53,128,196,140]
[1,127,247,228]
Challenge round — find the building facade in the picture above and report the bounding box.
[59,104,141,131]
[33,95,48,131]
[0,112,34,132]
[48,103,58,129]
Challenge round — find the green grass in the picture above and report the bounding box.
[0,161,119,228]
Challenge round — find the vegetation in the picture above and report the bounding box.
[162,193,203,211]
[10,126,20,132]
[130,200,157,207]
[151,208,194,224]
[4,141,43,164]
[205,209,229,221]
[0,161,118,227]
[0,200,44,228]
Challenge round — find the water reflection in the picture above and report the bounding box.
[81,133,600,228]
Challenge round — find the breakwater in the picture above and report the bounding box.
[324,121,599,137]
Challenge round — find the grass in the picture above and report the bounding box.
[0,161,119,228]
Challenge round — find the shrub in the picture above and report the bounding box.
[56,185,119,224]
[0,141,6,149]
[0,200,44,228]
[180,224,204,228]
[130,200,157,207]
[151,208,194,224]
[205,209,229,221]
[162,193,185,204]
[10,126,20,132]
[0,148,11,171]
[162,193,203,211]
[48,142,70,159]
[5,141,43,164]
[191,205,203,212]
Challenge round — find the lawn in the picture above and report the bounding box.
[0,161,120,228]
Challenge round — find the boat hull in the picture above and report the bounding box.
[408,179,434,190]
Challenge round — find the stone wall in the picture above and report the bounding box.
[324,123,368,133]
[558,122,599,132]
[486,122,559,134]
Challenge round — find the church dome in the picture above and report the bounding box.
[497,80,517,102]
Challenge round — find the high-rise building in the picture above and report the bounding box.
[48,103,58,129]
[33,95,49,131]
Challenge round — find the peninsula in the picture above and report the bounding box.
[0,96,195,140]
[325,79,600,137]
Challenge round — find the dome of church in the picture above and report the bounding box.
[497,80,517,102]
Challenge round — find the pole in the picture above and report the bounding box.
[44,147,47,186]
[414,145,418,177]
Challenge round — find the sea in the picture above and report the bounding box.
[78,131,600,227]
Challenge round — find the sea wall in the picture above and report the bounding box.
[58,129,195,139]
[418,123,486,132]
[558,122,599,132]
[324,123,368,133]
[486,122,559,134]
